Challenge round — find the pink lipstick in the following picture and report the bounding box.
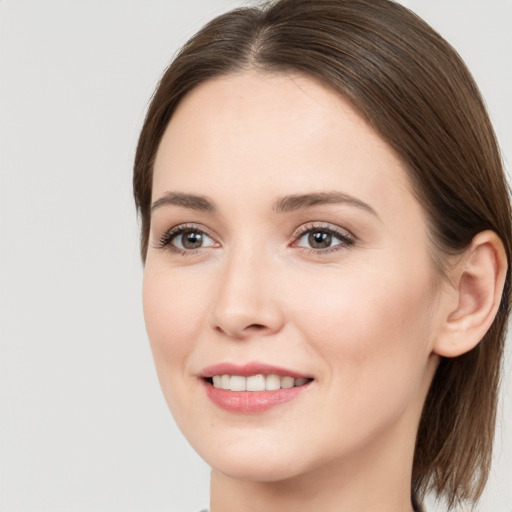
[200,362,313,413]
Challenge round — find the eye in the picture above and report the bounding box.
[172,229,214,250]
[294,224,354,252]
[157,224,217,253]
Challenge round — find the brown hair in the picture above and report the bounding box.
[133,0,511,508]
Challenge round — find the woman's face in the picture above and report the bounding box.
[143,71,445,482]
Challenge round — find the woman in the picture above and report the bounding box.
[133,0,511,510]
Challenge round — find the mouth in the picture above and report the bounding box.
[200,362,314,413]
[205,374,312,391]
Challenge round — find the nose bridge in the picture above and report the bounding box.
[210,237,283,338]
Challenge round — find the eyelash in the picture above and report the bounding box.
[155,223,215,256]
[291,223,355,254]
[155,222,355,256]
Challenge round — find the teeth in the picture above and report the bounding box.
[266,374,280,390]
[210,374,310,391]
[221,374,230,389]
[281,376,295,389]
[230,375,246,391]
[246,374,266,391]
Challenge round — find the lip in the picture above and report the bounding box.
[199,361,311,379]
[199,361,313,414]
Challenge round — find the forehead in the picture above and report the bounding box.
[152,71,418,224]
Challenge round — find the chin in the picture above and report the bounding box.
[204,450,307,483]
[187,427,314,482]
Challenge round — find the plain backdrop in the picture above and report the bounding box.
[0,1,510,511]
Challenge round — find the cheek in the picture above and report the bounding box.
[282,264,437,454]
[142,263,214,429]
[142,265,205,371]
[290,261,435,387]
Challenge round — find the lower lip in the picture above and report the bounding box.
[204,381,310,413]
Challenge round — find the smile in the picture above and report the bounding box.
[210,374,310,391]
[200,362,314,413]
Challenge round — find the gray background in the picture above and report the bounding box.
[0,1,510,511]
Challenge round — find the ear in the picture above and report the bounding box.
[433,230,508,358]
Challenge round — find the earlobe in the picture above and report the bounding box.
[434,230,507,358]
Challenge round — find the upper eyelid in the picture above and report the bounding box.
[161,221,353,237]
[164,222,214,237]
[292,222,355,239]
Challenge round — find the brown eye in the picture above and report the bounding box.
[179,230,204,249]
[163,227,216,251]
[295,225,354,252]
[308,231,332,249]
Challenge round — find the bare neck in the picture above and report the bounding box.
[209,428,417,512]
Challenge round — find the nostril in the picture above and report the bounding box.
[214,322,274,338]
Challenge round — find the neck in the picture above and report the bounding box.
[209,422,417,512]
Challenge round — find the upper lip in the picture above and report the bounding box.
[199,362,311,379]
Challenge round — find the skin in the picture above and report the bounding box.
[143,71,468,511]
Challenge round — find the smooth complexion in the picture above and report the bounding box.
[142,71,493,511]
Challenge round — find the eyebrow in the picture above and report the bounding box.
[151,192,216,213]
[273,191,378,217]
[151,190,378,217]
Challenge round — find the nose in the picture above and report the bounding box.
[209,246,285,339]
